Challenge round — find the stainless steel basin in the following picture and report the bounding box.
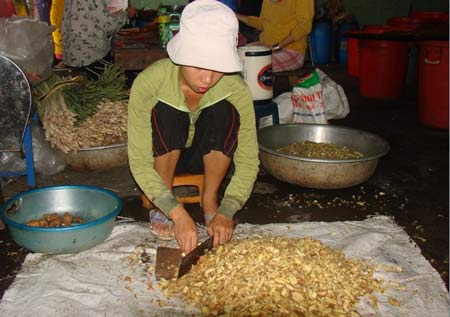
[258,123,390,189]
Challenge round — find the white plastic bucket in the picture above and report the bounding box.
[238,45,273,103]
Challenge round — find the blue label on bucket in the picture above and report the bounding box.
[258,64,273,90]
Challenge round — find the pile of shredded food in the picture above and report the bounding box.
[277,141,364,160]
[159,237,383,317]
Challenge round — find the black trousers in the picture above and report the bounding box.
[151,100,240,174]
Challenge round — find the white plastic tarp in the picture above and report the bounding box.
[0,216,448,316]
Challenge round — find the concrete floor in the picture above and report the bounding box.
[0,63,448,298]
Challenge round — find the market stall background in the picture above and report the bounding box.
[0,0,448,314]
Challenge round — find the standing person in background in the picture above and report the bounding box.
[35,0,51,23]
[128,0,259,254]
[236,0,314,72]
[10,0,29,16]
[236,0,262,43]
[61,0,136,76]
[50,0,64,66]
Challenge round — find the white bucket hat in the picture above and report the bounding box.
[166,0,242,73]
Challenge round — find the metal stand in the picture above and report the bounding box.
[0,54,35,189]
[0,113,37,188]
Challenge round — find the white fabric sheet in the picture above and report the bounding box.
[0,216,448,316]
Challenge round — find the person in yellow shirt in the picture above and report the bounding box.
[11,0,29,16]
[50,0,64,63]
[236,0,314,72]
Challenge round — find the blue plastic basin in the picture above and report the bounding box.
[0,185,123,254]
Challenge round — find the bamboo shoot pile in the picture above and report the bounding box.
[160,237,386,316]
[34,64,129,153]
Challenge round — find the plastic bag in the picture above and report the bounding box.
[31,121,66,175]
[316,68,350,120]
[0,122,66,176]
[0,17,54,84]
[291,68,350,124]
[291,69,327,124]
[0,148,24,173]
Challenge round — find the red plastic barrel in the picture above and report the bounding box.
[347,30,364,77]
[417,40,449,129]
[359,40,409,99]
[347,26,393,78]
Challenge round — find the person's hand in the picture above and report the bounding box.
[207,213,234,247]
[169,205,198,254]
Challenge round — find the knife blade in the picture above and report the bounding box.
[178,236,213,278]
[155,246,182,281]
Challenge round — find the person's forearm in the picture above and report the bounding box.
[235,13,249,25]
[168,204,189,222]
[237,13,263,31]
[277,33,295,50]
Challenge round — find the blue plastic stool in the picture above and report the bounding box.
[254,101,279,129]
[0,113,37,188]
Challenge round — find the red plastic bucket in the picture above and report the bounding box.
[390,13,449,33]
[359,39,409,99]
[408,11,449,33]
[388,17,425,32]
[418,40,449,129]
[409,11,449,21]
